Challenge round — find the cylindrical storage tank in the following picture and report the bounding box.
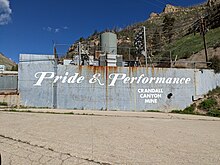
[101,32,117,55]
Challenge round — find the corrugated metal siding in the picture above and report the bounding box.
[0,75,18,90]
[18,54,220,111]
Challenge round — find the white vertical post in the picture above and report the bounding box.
[170,50,173,68]
[79,42,81,65]
[143,26,147,68]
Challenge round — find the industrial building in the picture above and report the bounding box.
[1,32,220,111]
[17,54,220,111]
[65,32,140,67]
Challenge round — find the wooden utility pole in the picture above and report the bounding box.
[200,17,209,64]
[53,43,58,109]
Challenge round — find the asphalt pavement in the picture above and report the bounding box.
[0,109,220,165]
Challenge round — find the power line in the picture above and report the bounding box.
[136,0,164,9]
[147,22,196,50]
[153,0,167,6]
[141,21,196,37]
[163,0,178,6]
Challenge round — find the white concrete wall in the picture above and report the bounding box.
[18,54,220,111]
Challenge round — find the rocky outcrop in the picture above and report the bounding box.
[208,0,220,7]
[149,12,159,19]
[163,4,182,13]
[0,53,16,70]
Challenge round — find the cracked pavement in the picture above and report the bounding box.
[0,110,220,164]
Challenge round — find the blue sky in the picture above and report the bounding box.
[0,0,206,63]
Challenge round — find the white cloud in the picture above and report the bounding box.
[63,26,68,30]
[43,26,68,33]
[0,0,12,25]
[55,28,60,33]
[47,27,52,32]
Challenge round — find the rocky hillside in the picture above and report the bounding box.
[0,53,17,71]
[196,87,220,117]
[67,0,220,65]
[172,86,220,117]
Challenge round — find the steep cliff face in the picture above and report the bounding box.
[208,0,220,6]
[163,4,183,13]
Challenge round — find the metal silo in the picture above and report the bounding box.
[101,32,117,55]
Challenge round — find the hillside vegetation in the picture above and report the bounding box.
[68,0,220,65]
[0,53,16,70]
[172,87,220,117]
[117,1,220,60]
[161,27,220,60]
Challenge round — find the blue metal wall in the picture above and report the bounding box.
[0,75,18,90]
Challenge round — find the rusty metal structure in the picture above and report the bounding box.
[0,71,19,107]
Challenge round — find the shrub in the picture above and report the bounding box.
[171,110,182,113]
[182,104,195,114]
[209,56,220,73]
[207,109,220,117]
[0,102,8,106]
[213,42,220,49]
[171,104,195,114]
[199,98,217,110]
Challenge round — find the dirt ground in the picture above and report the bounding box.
[0,109,220,165]
[175,47,220,68]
